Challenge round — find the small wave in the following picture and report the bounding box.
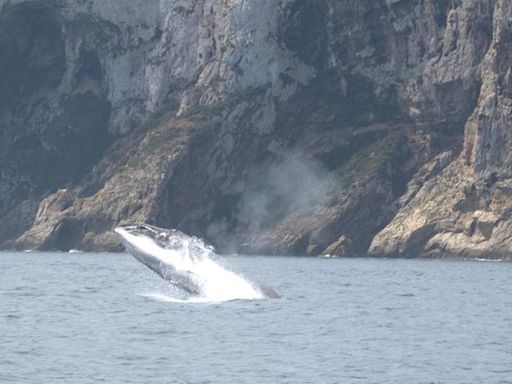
[318,254,338,258]
[5,314,21,320]
[475,258,502,262]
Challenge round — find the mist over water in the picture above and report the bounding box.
[238,154,333,233]
[204,153,335,250]
[201,153,337,252]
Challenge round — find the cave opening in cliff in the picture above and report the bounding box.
[0,3,65,111]
[45,47,113,186]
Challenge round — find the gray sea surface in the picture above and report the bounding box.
[1,252,511,384]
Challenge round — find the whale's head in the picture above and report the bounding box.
[115,223,191,251]
[115,223,214,266]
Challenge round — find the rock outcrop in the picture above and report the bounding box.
[0,0,511,259]
[369,0,512,260]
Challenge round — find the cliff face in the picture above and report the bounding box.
[0,0,511,259]
[369,0,512,259]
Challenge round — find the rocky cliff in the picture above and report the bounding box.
[0,0,511,259]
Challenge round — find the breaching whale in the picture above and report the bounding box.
[115,223,279,300]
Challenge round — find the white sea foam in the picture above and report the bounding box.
[139,293,215,304]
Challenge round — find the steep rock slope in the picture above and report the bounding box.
[369,0,512,259]
[0,0,510,258]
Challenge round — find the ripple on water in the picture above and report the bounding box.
[0,252,511,384]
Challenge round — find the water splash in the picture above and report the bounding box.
[119,226,268,302]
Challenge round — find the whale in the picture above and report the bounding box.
[115,223,279,299]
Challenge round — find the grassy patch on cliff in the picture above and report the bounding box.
[121,87,265,173]
[118,106,193,172]
[184,87,265,121]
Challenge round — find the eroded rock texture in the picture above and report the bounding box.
[0,0,511,259]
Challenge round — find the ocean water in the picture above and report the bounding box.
[1,252,511,384]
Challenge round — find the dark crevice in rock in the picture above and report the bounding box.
[44,93,113,187]
[0,2,65,112]
[40,218,84,252]
[275,71,403,144]
[279,0,328,67]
